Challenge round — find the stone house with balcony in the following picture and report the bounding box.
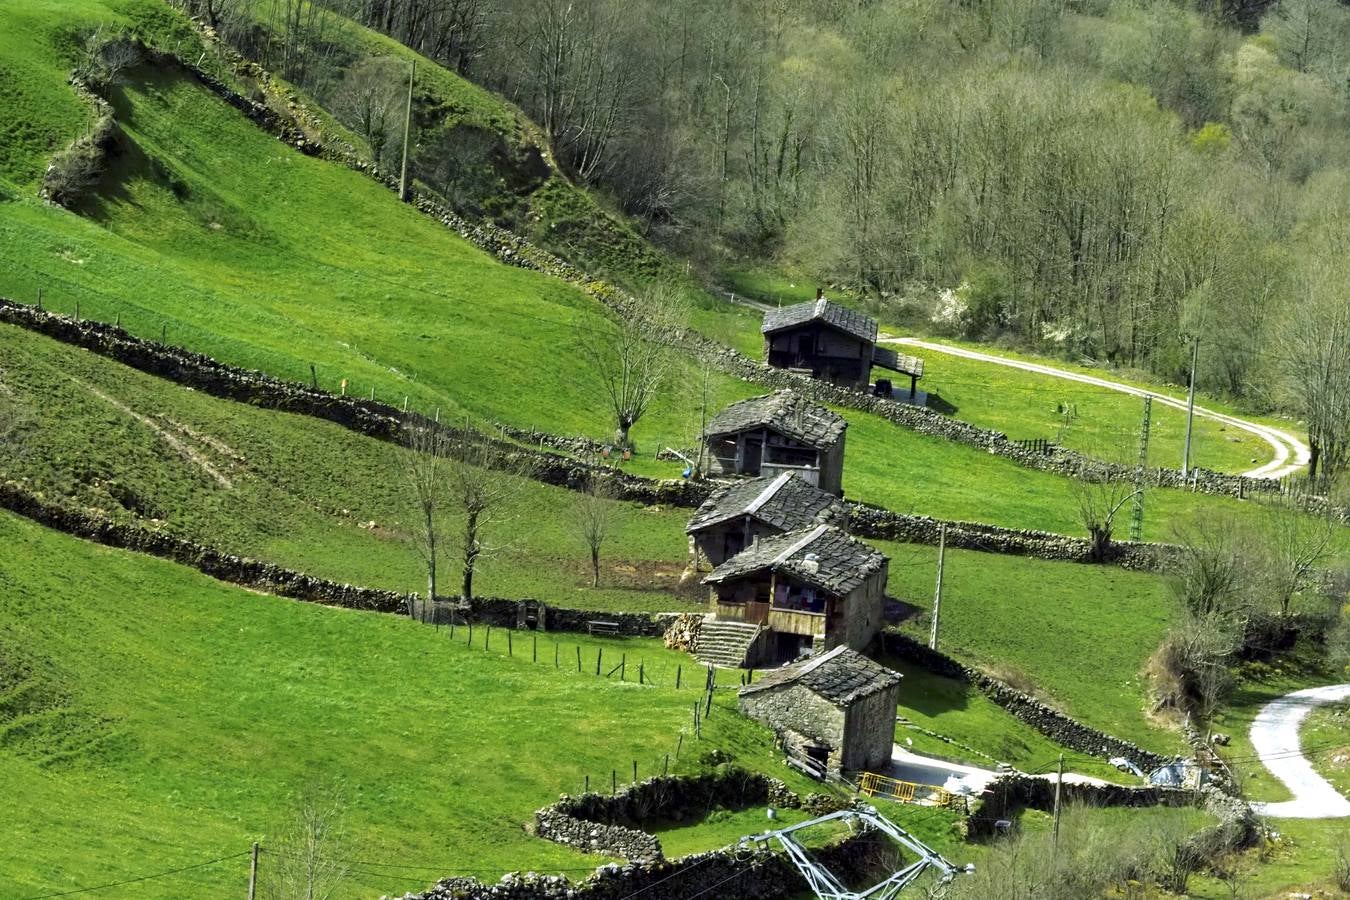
[699,524,888,667]
[685,472,847,569]
[762,293,924,397]
[738,645,902,777]
[703,391,847,495]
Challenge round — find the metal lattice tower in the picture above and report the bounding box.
[742,807,963,899]
[1130,396,1152,542]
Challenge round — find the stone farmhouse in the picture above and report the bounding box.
[685,472,847,569]
[701,524,888,666]
[702,390,847,495]
[761,292,924,397]
[738,645,901,777]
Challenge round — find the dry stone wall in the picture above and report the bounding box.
[0,478,680,636]
[534,769,800,863]
[881,633,1171,773]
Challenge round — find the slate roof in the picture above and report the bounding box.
[704,391,847,447]
[740,645,902,705]
[703,524,887,597]
[871,347,925,379]
[762,299,879,344]
[686,473,847,535]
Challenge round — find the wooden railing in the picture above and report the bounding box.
[767,606,825,637]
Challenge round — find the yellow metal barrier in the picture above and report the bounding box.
[859,772,953,807]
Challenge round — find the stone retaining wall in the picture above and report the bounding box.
[847,503,1177,571]
[0,478,681,637]
[965,775,1259,856]
[400,836,880,900]
[881,632,1171,772]
[535,769,800,863]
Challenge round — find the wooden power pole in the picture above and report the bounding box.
[398,59,416,201]
[929,524,946,650]
[1181,337,1199,477]
[247,841,259,900]
[1051,754,1065,864]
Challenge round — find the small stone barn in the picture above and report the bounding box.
[703,524,887,663]
[686,472,847,568]
[739,646,902,777]
[761,294,923,395]
[703,391,847,495]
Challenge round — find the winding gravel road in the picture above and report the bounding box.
[1248,684,1350,819]
[878,336,1310,480]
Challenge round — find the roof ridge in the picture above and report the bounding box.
[745,472,792,516]
[795,645,847,678]
[771,524,830,566]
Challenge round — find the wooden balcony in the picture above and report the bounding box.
[767,606,826,637]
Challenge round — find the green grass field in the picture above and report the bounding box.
[0,508,812,899]
[720,266,1292,476]
[882,540,1182,753]
[0,321,702,613]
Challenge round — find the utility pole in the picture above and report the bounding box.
[1051,753,1064,865]
[1181,336,1199,478]
[929,524,946,650]
[1129,396,1152,542]
[398,58,416,201]
[247,842,259,900]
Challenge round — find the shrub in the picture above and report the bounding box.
[1336,838,1350,893]
[43,141,107,207]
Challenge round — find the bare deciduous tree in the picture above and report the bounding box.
[266,781,349,900]
[1259,498,1334,617]
[577,285,686,450]
[444,429,533,601]
[574,470,616,587]
[332,56,406,171]
[1073,475,1139,562]
[1280,251,1350,492]
[400,422,451,603]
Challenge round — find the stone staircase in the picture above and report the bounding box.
[693,619,765,668]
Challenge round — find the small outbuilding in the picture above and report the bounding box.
[703,524,887,663]
[739,646,902,777]
[703,391,847,495]
[761,293,924,396]
[686,473,847,568]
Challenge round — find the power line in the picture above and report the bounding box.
[19,851,251,899]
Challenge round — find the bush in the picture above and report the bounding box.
[1335,839,1350,893]
[43,141,107,207]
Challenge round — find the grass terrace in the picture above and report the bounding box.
[0,509,810,900]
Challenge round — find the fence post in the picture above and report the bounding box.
[612,770,617,795]
[620,654,626,681]
[675,733,683,761]
[486,625,491,651]
[632,760,637,783]
[596,648,602,676]
[639,662,644,685]
[585,774,589,793]
[554,642,559,668]
[247,841,259,900]
[576,646,582,672]
[676,665,682,690]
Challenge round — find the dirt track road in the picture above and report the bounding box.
[879,336,1310,480]
[1248,683,1350,819]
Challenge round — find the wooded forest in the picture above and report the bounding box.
[186,0,1349,484]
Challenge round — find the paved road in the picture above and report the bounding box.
[888,745,1111,798]
[877,336,1310,480]
[1248,684,1350,819]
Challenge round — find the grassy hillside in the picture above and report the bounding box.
[718,269,1284,477]
[0,508,813,899]
[881,541,1181,753]
[0,322,700,612]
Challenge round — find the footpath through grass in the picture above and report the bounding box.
[0,510,799,899]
